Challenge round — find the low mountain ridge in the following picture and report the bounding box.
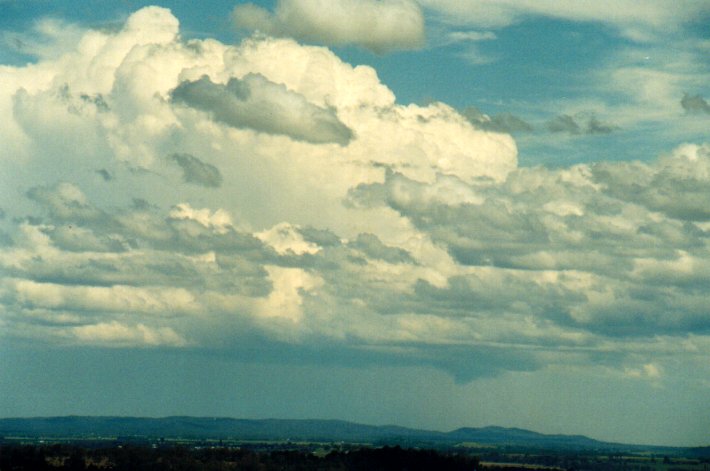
[446,425,611,448]
[0,416,673,451]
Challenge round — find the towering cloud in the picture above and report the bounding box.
[1,6,709,390]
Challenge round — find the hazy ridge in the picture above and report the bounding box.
[0,416,692,453]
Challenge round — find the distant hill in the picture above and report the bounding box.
[446,425,609,448]
[0,416,678,452]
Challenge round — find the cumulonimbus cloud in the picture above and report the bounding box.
[1,7,709,384]
[233,0,425,53]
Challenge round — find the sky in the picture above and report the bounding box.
[1,0,710,447]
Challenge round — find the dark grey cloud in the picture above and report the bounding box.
[426,345,541,383]
[463,107,533,133]
[171,74,353,145]
[96,169,113,181]
[586,116,617,134]
[297,226,342,248]
[488,113,534,133]
[40,224,128,253]
[348,233,415,264]
[0,229,11,247]
[412,276,581,324]
[546,114,581,134]
[165,217,271,257]
[132,198,152,210]
[546,114,617,135]
[26,183,106,222]
[570,283,710,338]
[79,93,109,112]
[681,93,710,114]
[464,107,617,136]
[170,153,223,188]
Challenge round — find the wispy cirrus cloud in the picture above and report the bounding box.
[419,0,710,41]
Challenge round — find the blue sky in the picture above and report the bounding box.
[1,0,710,447]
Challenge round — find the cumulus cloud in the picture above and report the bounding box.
[1,6,709,383]
[593,143,710,221]
[447,31,497,43]
[169,153,223,187]
[69,321,187,347]
[347,143,710,340]
[233,0,425,53]
[171,74,353,145]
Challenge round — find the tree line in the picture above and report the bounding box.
[0,444,481,471]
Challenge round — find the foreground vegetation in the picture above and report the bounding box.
[0,444,481,471]
[2,442,710,471]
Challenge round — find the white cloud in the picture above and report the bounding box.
[624,362,663,381]
[348,142,710,342]
[447,31,496,42]
[255,266,324,326]
[169,203,235,234]
[69,321,187,347]
[256,223,322,255]
[12,279,199,316]
[1,6,710,385]
[233,0,425,53]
